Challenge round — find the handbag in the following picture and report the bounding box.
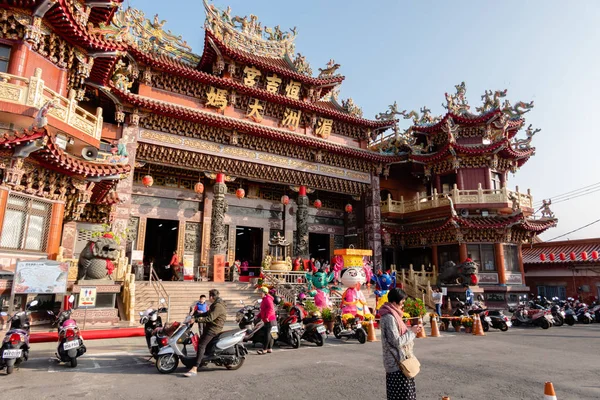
[385,336,421,378]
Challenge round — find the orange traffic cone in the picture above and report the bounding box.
[430,315,441,337]
[544,382,557,400]
[472,314,485,336]
[442,397,450,400]
[416,317,427,338]
[367,319,378,342]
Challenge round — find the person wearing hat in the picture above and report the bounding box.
[256,287,277,355]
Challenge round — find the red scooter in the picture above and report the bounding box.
[511,303,553,329]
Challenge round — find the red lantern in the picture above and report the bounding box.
[142,175,153,187]
[194,182,204,195]
[345,203,353,213]
[559,252,566,261]
[236,188,245,199]
[570,252,576,261]
[540,254,546,261]
[314,199,322,209]
[581,251,588,260]
[592,251,599,260]
[281,195,290,205]
[549,253,555,261]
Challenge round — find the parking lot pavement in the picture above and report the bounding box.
[2,324,600,400]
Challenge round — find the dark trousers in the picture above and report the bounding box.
[261,321,274,350]
[195,332,216,368]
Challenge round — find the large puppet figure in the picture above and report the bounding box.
[306,271,335,310]
[339,267,373,319]
[372,270,397,312]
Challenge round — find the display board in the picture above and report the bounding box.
[13,259,69,294]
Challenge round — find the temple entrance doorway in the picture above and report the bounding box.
[143,218,179,279]
[235,226,263,266]
[309,233,330,264]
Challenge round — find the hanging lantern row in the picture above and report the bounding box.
[345,203,353,213]
[539,251,599,261]
[236,188,245,199]
[281,195,289,205]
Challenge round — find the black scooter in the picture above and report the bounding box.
[139,299,168,359]
[332,314,367,344]
[0,300,38,374]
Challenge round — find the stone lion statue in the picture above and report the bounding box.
[77,233,120,281]
[437,260,478,287]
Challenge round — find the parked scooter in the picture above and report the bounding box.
[574,303,593,324]
[139,299,168,359]
[0,300,38,374]
[277,304,303,348]
[549,297,565,327]
[49,296,86,368]
[563,299,578,326]
[300,309,327,346]
[332,314,367,344]
[155,315,247,374]
[510,303,553,329]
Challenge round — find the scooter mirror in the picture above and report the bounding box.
[139,311,144,316]
[160,298,165,304]
[68,295,75,303]
[29,300,39,307]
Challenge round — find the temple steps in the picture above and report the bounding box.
[135,281,260,322]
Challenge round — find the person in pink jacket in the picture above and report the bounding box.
[257,287,277,355]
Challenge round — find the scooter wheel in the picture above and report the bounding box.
[566,319,575,326]
[156,354,179,374]
[314,332,324,347]
[512,320,521,327]
[70,358,77,368]
[482,323,489,332]
[357,328,367,344]
[540,319,551,329]
[333,325,342,339]
[553,315,564,327]
[225,357,245,370]
[6,365,14,375]
[499,322,509,332]
[291,332,301,349]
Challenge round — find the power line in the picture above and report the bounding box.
[533,181,600,206]
[545,218,600,242]
[534,187,600,209]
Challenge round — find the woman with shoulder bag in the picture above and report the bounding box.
[380,288,422,400]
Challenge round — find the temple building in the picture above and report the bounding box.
[370,85,557,305]
[0,1,556,314]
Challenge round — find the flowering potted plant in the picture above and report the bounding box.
[403,298,427,326]
[461,317,474,333]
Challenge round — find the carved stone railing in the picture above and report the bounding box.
[0,68,102,141]
[262,271,307,285]
[381,184,533,214]
[392,264,436,309]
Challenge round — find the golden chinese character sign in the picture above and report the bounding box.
[315,118,333,139]
[206,86,228,111]
[266,74,282,94]
[246,98,264,122]
[281,108,301,131]
[285,80,302,100]
[243,66,261,87]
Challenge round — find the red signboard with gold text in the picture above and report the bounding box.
[213,255,225,282]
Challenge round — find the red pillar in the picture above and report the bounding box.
[7,43,28,77]
[517,243,525,280]
[456,171,464,190]
[46,202,65,260]
[435,175,442,193]
[431,245,439,270]
[495,243,506,285]
[459,243,468,262]
[0,188,9,233]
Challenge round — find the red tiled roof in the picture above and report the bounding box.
[0,128,45,145]
[409,139,533,164]
[411,110,524,135]
[523,239,600,264]
[110,84,404,163]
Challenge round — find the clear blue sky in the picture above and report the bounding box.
[128,0,600,241]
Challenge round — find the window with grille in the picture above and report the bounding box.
[467,244,496,271]
[0,45,10,73]
[504,245,520,271]
[537,286,566,300]
[0,194,52,252]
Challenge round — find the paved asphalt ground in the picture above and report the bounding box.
[1,324,599,400]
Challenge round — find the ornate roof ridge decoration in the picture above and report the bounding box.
[203,0,297,59]
[87,6,200,65]
[109,83,403,163]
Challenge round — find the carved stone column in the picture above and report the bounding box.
[295,185,309,259]
[364,175,382,270]
[209,173,228,260]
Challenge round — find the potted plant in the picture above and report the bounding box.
[403,298,427,325]
[461,317,474,333]
[322,307,334,332]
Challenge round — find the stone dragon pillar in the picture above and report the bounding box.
[295,185,309,259]
[364,174,382,271]
[209,173,228,261]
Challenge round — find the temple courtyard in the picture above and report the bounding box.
[1,324,598,400]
